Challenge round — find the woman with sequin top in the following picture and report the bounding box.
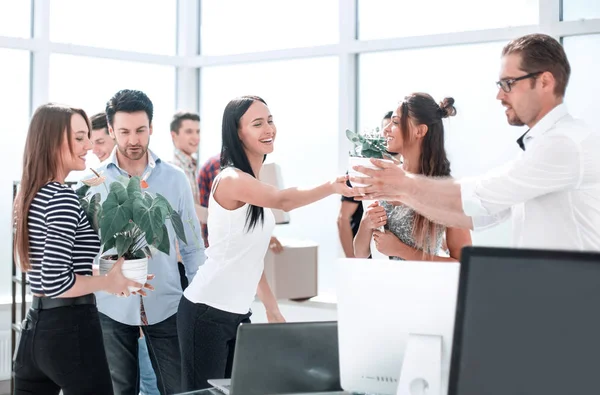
[354,93,471,261]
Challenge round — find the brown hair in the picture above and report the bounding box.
[14,103,90,271]
[399,93,455,258]
[502,33,571,97]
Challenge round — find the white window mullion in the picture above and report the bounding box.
[338,0,358,175]
[30,0,50,113]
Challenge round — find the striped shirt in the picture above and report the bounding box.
[27,182,101,297]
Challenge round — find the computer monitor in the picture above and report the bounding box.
[336,258,460,395]
[448,247,600,395]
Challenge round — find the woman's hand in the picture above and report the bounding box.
[104,257,144,297]
[331,175,357,197]
[362,201,387,230]
[131,274,156,297]
[266,309,286,323]
[268,236,284,254]
[373,229,404,256]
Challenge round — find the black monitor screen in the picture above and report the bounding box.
[449,247,600,395]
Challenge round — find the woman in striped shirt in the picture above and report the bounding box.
[12,104,145,394]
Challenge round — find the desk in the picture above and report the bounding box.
[176,390,350,395]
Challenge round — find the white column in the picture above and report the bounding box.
[175,0,200,113]
[337,0,358,175]
[539,0,562,40]
[30,0,51,112]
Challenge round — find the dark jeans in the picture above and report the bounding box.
[177,296,252,392]
[99,312,181,395]
[14,305,114,395]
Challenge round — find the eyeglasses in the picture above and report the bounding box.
[496,71,543,93]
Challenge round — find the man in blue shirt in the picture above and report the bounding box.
[84,89,205,395]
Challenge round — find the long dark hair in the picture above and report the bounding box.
[220,95,268,232]
[14,103,90,271]
[399,93,456,257]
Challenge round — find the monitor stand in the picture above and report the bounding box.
[396,333,442,395]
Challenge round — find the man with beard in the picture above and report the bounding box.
[83,89,205,395]
[350,34,600,251]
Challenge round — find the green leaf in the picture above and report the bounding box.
[75,184,91,199]
[127,176,142,198]
[154,193,174,217]
[133,200,164,246]
[109,181,128,204]
[116,234,134,257]
[102,235,116,254]
[133,249,147,259]
[143,246,153,258]
[170,211,187,245]
[89,193,102,232]
[100,191,133,240]
[156,224,170,255]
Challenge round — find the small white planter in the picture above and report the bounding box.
[348,157,394,188]
[99,256,148,292]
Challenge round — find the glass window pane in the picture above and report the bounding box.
[49,0,176,55]
[0,0,31,37]
[359,42,520,247]
[49,54,176,173]
[0,49,30,300]
[200,58,339,295]
[562,0,600,21]
[200,0,339,56]
[564,34,600,124]
[359,0,539,40]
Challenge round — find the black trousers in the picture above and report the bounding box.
[13,304,114,395]
[177,296,251,392]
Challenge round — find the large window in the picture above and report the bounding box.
[48,54,176,173]
[358,0,539,40]
[200,0,339,55]
[0,49,30,302]
[201,57,339,294]
[564,34,600,124]
[49,0,177,54]
[562,0,600,21]
[359,42,517,247]
[0,0,31,37]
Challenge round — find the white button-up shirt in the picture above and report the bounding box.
[460,104,600,250]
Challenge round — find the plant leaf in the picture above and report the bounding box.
[133,200,163,247]
[102,235,116,254]
[154,193,174,216]
[116,234,134,257]
[127,176,142,199]
[156,224,170,255]
[100,191,133,241]
[143,246,153,258]
[89,192,102,232]
[133,249,147,259]
[170,211,187,245]
[75,184,91,199]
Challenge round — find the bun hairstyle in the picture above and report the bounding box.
[438,97,457,119]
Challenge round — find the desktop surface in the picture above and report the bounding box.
[175,390,350,395]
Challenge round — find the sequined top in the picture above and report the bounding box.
[380,201,445,260]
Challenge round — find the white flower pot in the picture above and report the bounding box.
[99,256,148,292]
[348,157,394,188]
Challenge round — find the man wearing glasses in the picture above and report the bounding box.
[350,33,600,251]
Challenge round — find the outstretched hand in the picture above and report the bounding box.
[349,158,408,200]
[331,175,359,197]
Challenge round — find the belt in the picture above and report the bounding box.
[31,294,96,310]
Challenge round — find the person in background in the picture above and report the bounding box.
[351,34,600,252]
[353,94,471,261]
[90,112,116,162]
[13,103,142,394]
[337,111,392,257]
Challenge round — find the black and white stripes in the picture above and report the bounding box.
[27,182,100,297]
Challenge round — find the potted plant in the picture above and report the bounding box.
[76,174,187,291]
[346,128,395,188]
